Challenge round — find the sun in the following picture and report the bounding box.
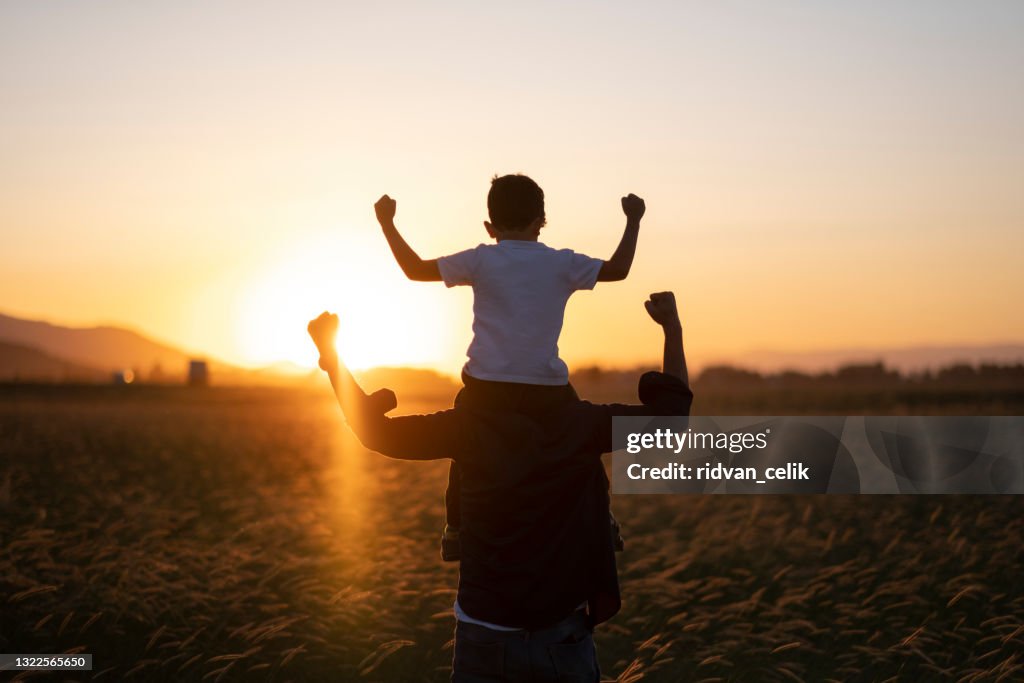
[235,231,459,371]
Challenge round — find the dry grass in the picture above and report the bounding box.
[1,385,1022,682]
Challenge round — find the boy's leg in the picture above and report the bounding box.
[441,461,462,562]
[594,448,625,553]
[610,511,624,552]
[445,461,463,529]
[441,382,469,562]
[446,381,467,531]
[443,378,597,561]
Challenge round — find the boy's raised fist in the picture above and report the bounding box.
[644,292,680,328]
[374,195,397,225]
[621,193,646,221]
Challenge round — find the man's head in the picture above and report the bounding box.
[486,174,546,236]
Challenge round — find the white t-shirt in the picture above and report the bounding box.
[438,240,603,385]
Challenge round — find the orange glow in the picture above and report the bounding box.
[1,3,1022,373]
[235,232,461,370]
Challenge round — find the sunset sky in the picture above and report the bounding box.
[2,2,1022,374]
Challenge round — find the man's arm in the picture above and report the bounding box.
[645,291,688,386]
[375,195,442,282]
[597,194,645,282]
[307,312,395,441]
[308,312,461,459]
[586,292,692,454]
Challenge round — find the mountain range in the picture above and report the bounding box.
[0,312,458,392]
[1,311,1022,384]
[0,340,108,382]
[0,311,194,376]
[712,344,1024,374]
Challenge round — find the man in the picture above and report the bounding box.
[308,292,692,682]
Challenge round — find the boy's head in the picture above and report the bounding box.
[487,174,546,233]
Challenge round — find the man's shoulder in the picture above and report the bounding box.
[571,373,694,417]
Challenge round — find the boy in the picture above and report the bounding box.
[375,174,645,559]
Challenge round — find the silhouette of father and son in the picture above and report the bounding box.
[307,175,691,682]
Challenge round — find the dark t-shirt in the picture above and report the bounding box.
[353,371,693,629]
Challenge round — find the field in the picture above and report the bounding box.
[1,383,1023,682]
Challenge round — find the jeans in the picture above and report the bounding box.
[451,610,600,682]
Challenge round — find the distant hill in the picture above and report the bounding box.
[0,312,464,391]
[355,366,459,398]
[0,312,196,376]
[2,310,1022,389]
[712,344,1024,375]
[0,341,106,382]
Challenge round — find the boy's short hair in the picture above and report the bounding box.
[487,174,546,231]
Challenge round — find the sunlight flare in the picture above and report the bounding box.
[236,231,456,370]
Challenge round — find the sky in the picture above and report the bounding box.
[1,1,1023,374]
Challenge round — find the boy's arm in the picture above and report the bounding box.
[375,195,442,282]
[597,194,645,282]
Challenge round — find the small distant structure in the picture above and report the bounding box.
[111,369,135,385]
[188,360,209,387]
[148,362,169,384]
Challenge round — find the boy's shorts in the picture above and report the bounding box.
[455,370,578,410]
